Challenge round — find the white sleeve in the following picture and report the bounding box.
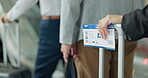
[7,0,38,21]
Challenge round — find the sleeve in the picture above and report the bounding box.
[7,0,38,21]
[60,0,83,45]
[122,5,148,41]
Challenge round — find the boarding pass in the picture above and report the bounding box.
[82,24,115,50]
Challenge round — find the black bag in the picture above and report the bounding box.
[0,21,32,78]
[65,55,77,78]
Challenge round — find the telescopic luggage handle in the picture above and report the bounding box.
[3,20,21,68]
[99,24,124,78]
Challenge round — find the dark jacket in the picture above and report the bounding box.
[122,5,148,41]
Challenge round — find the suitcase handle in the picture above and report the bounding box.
[3,20,21,68]
[114,24,124,78]
[99,24,124,78]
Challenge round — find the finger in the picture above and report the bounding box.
[73,45,77,54]
[102,28,108,39]
[105,29,110,35]
[104,30,109,40]
[98,22,102,33]
[101,23,109,35]
[70,44,74,55]
[61,46,65,53]
[73,54,78,60]
[101,32,105,39]
[70,48,73,56]
[70,47,75,56]
[63,52,69,63]
[99,27,103,39]
[101,24,110,39]
[100,28,106,39]
[100,25,109,39]
[99,19,106,39]
[71,45,77,57]
[63,56,68,63]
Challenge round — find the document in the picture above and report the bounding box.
[82,24,115,50]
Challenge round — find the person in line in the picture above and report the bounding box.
[1,0,65,78]
[98,5,148,42]
[60,0,142,78]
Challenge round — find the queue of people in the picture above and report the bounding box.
[0,0,146,78]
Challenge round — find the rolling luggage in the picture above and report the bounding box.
[82,24,124,78]
[0,20,32,78]
[99,24,124,78]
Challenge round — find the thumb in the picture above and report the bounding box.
[73,54,78,60]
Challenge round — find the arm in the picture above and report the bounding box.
[60,0,82,45]
[122,5,148,41]
[2,0,38,22]
[98,5,148,41]
[60,0,82,62]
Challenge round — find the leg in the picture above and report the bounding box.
[75,40,112,78]
[34,19,63,78]
[109,40,118,78]
[123,40,137,78]
[75,40,99,78]
[104,49,112,78]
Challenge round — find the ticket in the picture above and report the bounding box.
[82,24,115,50]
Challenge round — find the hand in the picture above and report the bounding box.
[1,14,11,23]
[98,15,123,39]
[61,44,72,62]
[61,43,78,62]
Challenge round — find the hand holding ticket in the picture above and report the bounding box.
[82,24,115,50]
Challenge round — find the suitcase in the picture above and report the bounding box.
[99,24,124,78]
[0,20,32,78]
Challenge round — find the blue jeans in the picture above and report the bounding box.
[34,19,63,78]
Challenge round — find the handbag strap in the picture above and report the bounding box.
[65,55,77,78]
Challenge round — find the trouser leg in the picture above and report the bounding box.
[75,40,137,78]
[109,40,137,78]
[75,40,99,78]
[34,19,62,78]
[75,40,112,78]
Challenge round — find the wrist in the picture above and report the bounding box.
[110,15,123,24]
[62,43,72,47]
[5,18,11,23]
[119,15,123,23]
[2,14,11,23]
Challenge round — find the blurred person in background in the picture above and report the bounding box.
[0,0,67,78]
